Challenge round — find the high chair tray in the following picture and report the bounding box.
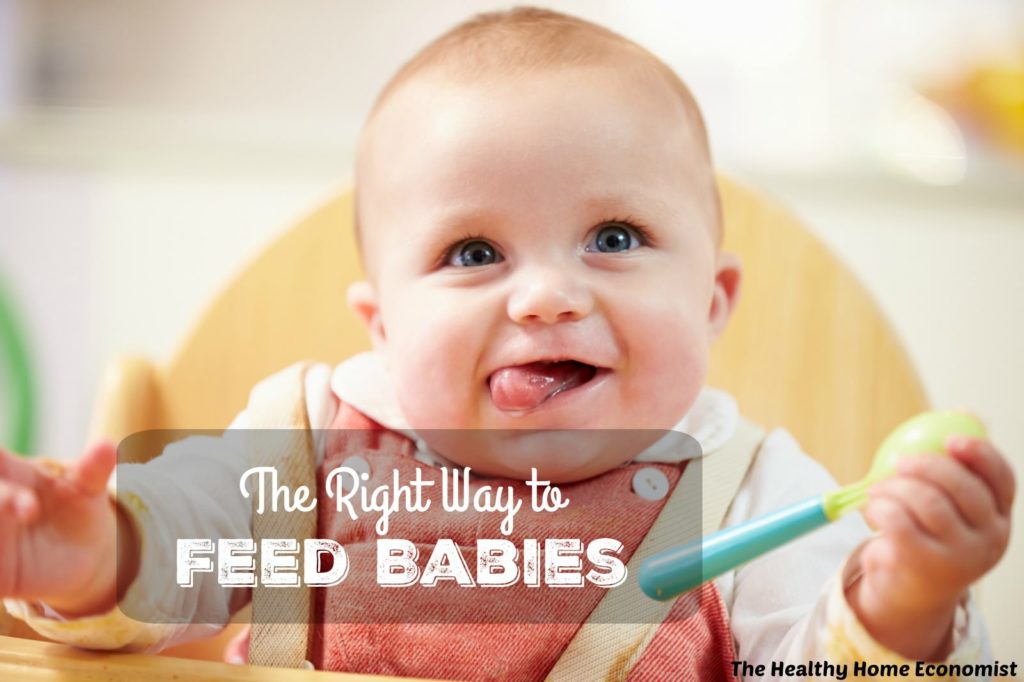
[0,635,434,681]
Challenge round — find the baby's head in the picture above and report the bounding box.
[348,7,741,481]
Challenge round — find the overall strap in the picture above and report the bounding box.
[245,361,318,669]
[547,418,765,681]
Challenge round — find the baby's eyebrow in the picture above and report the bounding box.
[581,192,674,221]
[427,204,503,232]
[409,204,506,254]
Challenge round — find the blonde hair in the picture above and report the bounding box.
[355,6,721,255]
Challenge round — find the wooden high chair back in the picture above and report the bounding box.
[0,176,929,678]
[90,175,929,483]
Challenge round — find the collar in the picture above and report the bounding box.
[331,351,738,465]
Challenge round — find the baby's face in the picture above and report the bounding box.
[353,67,736,482]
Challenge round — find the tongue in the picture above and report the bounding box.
[489,361,595,412]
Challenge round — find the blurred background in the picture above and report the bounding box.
[1,0,1022,658]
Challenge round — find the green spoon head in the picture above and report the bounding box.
[824,410,988,520]
[869,410,987,479]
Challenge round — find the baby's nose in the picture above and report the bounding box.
[507,269,594,325]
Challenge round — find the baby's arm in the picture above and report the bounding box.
[722,429,1001,678]
[0,442,129,617]
[2,363,336,652]
[1,431,255,651]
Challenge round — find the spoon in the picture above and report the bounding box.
[637,410,987,601]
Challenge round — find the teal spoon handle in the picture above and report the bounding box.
[637,496,830,601]
[636,412,988,602]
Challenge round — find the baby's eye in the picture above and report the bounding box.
[586,222,643,253]
[446,239,503,267]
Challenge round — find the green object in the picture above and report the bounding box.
[0,276,36,454]
[822,411,987,519]
[638,410,987,602]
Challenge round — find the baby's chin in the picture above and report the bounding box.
[414,428,670,483]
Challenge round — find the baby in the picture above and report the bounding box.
[0,7,1015,680]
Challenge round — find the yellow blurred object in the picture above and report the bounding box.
[931,59,1024,156]
[1,176,929,678]
[967,63,1024,154]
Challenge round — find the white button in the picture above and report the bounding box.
[341,455,371,479]
[632,467,670,501]
[302,660,315,670]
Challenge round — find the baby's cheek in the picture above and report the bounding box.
[622,310,707,428]
[387,318,484,429]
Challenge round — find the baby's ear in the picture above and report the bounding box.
[347,280,387,349]
[708,251,742,340]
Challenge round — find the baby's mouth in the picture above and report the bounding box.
[488,360,599,413]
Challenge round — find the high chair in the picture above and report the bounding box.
[0,176,928,680]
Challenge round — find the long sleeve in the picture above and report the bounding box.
[719,428,988,680]
[3,364,337,652]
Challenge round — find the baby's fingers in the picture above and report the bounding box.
[863,495,932,545]
[71,441,117,497]
[0,446,45,487]
[948,437,1016,516]
[870,476,966,541]
[896,455,996,529]
[0,478,39,524]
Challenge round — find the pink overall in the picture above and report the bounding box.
[311,402,739,681]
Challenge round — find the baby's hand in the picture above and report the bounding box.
[848,436,1015,660]
[0,442,131,617]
